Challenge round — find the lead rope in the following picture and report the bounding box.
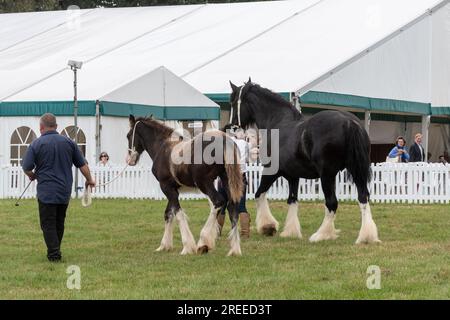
[82,121,141,207]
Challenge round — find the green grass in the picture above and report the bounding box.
[0,199,449,299]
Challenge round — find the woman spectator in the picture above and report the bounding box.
[387,136,409,163]
[97,152,111,167]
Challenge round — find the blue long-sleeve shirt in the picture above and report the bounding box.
[388,145,410,162]
[22,130,86,204]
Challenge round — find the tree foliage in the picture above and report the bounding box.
[1,0,268,13]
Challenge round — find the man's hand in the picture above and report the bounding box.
[85,179,96,189]
[24,170,36,181]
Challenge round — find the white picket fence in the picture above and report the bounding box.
[1,163,449,203]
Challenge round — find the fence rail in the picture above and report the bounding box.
[1,163,449,203]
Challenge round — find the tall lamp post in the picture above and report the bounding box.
[68,60,83,198]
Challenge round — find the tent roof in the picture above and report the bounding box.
[0,0,449,115]
[100,66,220,120]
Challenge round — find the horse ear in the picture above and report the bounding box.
[129,114,135,127]
[248,77,252,83]
[242,79,252,97]
[229,81,238,92]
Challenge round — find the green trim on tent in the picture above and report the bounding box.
[0,101,96,116]
[300,91,431,115]
[206,92,291,103]
[431,107,450,116]
[431,117,450,124]
[100,101,220,120]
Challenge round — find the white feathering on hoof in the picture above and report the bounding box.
[156,217,174,252]
[197,200,220,251]
[280,202,302,238]
[256,193,279,234]
[356,202,381,244]
[227,226,242,256]
[176,209,197,255]
[309,207,340,242]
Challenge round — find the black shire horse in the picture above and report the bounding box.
[228,80,380,244]
[126,115,244,255]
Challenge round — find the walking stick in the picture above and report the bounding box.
[15,180,33,207]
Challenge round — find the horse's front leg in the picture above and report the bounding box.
[255,174,279,236]
[155,202,175,252]
[280,178,302,238]
[160,184,197,255]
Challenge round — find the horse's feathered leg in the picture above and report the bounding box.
[310,174,340,242]
[355,185,381,244]
[280,178,302,238]
[255,174,279,236]
[226,201,242,256]
[155,203,175,252]
[160,184,197,255]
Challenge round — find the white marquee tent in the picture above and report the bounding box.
[0,0,449,165]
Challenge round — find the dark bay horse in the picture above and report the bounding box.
[126,115,244,255]
[229,80,380,244]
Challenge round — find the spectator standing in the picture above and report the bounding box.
[387,136,410,163]
[409,133,425,162]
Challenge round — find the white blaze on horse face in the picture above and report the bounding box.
[255,192,279,234]
[356,202,381,244]
[280,202,302,238]
[309,207,340,242]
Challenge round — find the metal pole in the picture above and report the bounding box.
[73,67,79,198]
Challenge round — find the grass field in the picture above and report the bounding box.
[0,198,449,299]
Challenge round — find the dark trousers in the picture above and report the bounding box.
[38,200,68,261]
[218,174,248,215]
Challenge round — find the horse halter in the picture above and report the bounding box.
[229,86,243,127]
[128,120,142,154]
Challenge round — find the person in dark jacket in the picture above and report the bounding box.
[22,113,96,262]
[409,133,426,162]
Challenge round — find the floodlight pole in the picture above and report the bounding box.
[72,65,79,199]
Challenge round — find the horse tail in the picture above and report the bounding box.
[345,120,372,189]
[224,139,244,203]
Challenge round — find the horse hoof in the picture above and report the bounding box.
[197,245,209,254]
[262,224,277,236]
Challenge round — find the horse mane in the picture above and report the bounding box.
[248,83,303,120]
[137,116,181,138]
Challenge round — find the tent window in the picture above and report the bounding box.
[61,126,86,156]
[10,126,37,166]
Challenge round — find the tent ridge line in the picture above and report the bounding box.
[0,9,95,54]
[1,4,207,102]
[294,0,450,96]
[180,0,326,78]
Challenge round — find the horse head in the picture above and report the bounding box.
[126,114,145,166]
[229,78,255,129]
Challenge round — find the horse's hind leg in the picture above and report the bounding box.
[310,174,341,242]
[280,178,302,238]
[196,180,226,254]
[355,184,381,244]
[227,201,242,256]
[255,174,279,236]
[161,185,197,255]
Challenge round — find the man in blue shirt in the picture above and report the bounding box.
[22,113,96,262]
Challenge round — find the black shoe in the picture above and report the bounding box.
[48,257,61,262]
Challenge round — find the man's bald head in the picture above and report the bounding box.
[40,113,57,132]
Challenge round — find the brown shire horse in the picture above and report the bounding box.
[126,115,244,256]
